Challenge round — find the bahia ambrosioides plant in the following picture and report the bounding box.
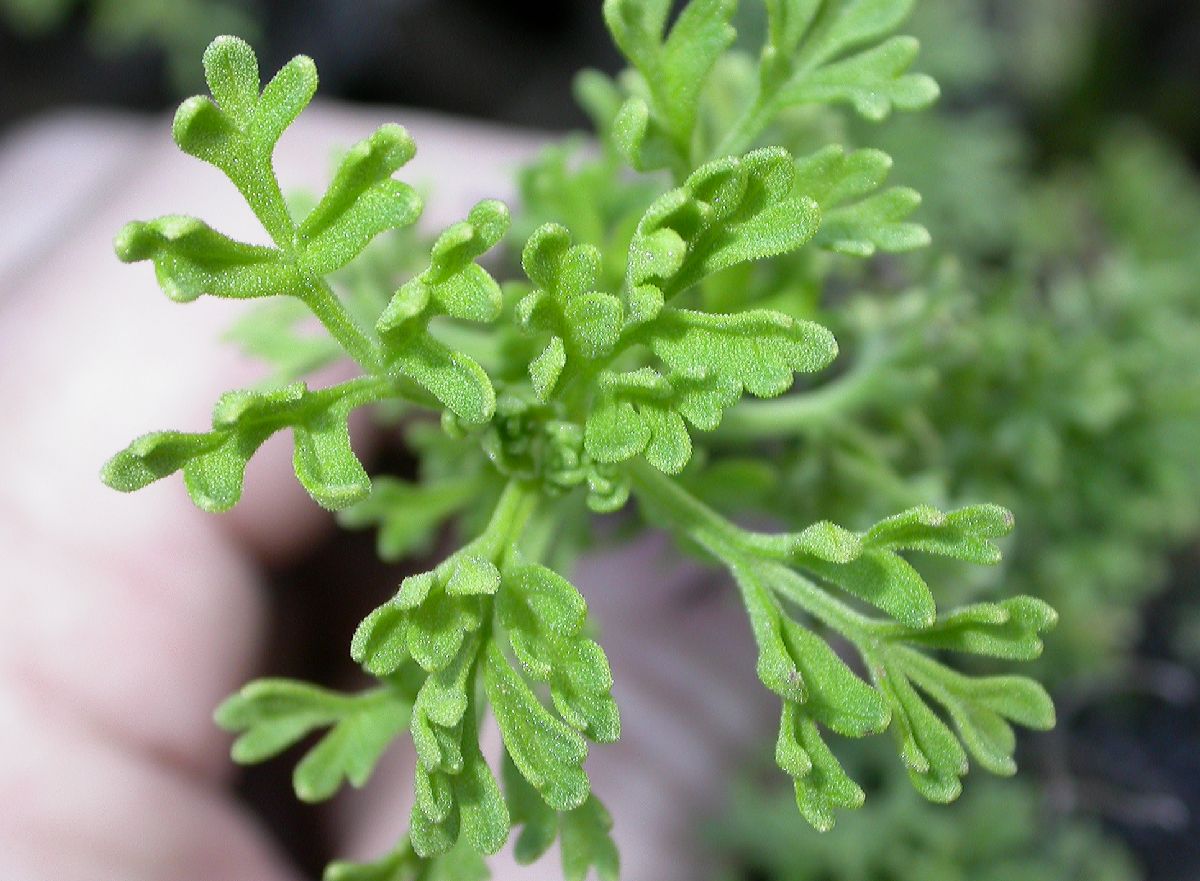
[100,2,1058,878]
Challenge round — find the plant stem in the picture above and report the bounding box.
[714,355,884,442]
[712,97,774,160]
[479,479,541,567]
[300,277,384,374]
[760,560,878,643]
[627,458,877,644]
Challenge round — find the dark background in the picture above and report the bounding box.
[2,0,1199,167]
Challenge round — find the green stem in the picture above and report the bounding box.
[299,277,384,374]
[627,457,744,552]
[627,458,877,643]
[628,465,864,633]
[477,480,541,566]
[759,559,878,644]
[312,370,437,416]
[238,158,385,377]
[232,164,297,248]
[712,96,775,160]
[714,354,885,442]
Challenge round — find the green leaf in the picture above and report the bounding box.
[485,642,591,812]
[795,145,930,255]
[766,0,918,72]
[215,678,348,764]
[736,556,887,732]
[406,587,484,674]
[603,0,736,169]
[101,379,379,512]
[353,549,499,681]
[298,125,421,274]
[122,35,424,379]
[874,657,967,802]
[377,201,509,424]
[215,680,409,803]
[628,148,822,297]
[560,796,620,881]
[731,559,807,703]
[530,336,568,402]
[898,596,1058,660]
[496,564,621,743]
[800,547,935,629]
[584,306,836,473]
[646,307,836,408]
[378,200,508,338]
[173,38,317,239]
[293,694,410,803]
[113,215,300,303]
[503,752,559,865]
[455,747,511,855]
[777,702,866,831]
[864,503,1015,562]
[924,672,1052,776]
[518,223,625,363]
[410,701,510,859]
[776,503,1015,627]
[757,1,937,125]
[779,618,890,737]
[352,603,410,677]
[292,396,371,509]
[781,35,939,121]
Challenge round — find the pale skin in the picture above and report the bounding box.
[0,105,771,880]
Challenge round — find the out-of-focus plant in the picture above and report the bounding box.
[0,0,258,89]
[714,755,1140,881]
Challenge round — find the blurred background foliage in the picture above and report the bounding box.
[2,1,1197,879]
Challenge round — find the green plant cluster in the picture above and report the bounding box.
[709,2,1200,878]
[102,3,1063,878]
[679,0,1200,681]
[714,751,1140,881]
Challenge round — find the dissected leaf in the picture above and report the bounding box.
[498,563,620,744]
[585,307,837,473]
[485,643,591,813]
[795,145,931,255]
[898,596,1058,659]
[604,0,736,170]
[560,796,620,881]
[102,378,380,512]
[215,679,410,803]
[627,148,822,296]
[759,0,937,123]
[377,200,509,423]
[777,503,1015,626]
[777,702,867,831]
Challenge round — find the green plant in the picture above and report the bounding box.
[714,753,1139,881]
[0,0,258,89]
[101,2,1059,878]
[708,4,1200,878]
[691,0,1200,682]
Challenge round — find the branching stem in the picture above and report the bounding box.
[298,276,385,374]
[626,458,879,645]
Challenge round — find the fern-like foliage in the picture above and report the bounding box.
[715,757,1139,881]
[101,3,1056,878]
